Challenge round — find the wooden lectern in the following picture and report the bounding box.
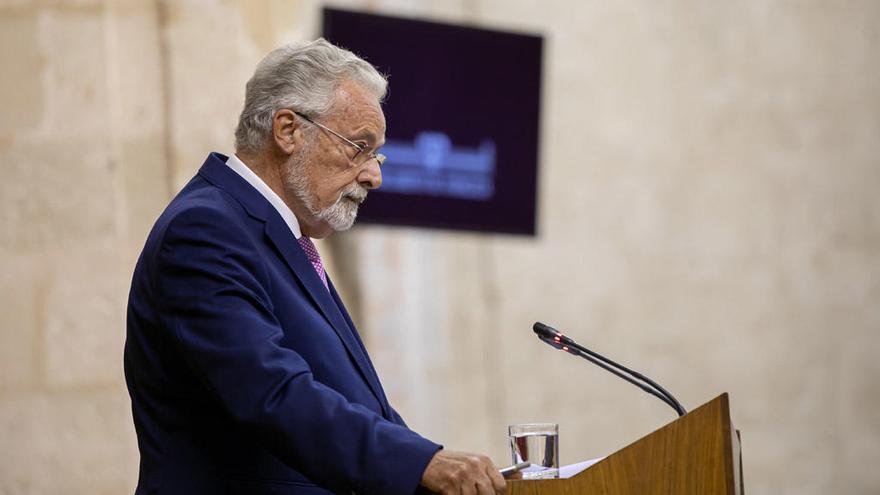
[508,394,743,495]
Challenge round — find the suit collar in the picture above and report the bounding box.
[198,152,276,223]
[224,153,302,238]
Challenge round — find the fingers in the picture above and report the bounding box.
[420,450,507,495]
[468,454,503,495]
[465,455,488,495]
[475,478,494,495]
[484,459,507,494]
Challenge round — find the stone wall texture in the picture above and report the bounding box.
[1,1,878,493]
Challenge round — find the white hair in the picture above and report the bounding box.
[234,38,387,154]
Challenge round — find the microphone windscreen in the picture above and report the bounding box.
[533,322,556,339]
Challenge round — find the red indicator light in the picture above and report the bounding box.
[562,346,569,352]
[553,336,561,342]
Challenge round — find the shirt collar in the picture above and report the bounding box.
[225,154,302,239]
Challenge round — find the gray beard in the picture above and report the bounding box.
[284,146,368,232]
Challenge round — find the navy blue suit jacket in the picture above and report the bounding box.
[125,153,441,494]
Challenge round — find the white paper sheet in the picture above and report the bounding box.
[559,457,606,478]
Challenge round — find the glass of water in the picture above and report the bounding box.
[508,423,559,479]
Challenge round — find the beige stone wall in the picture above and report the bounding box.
[1,1,877,493]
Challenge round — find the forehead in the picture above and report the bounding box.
[326,80,386,136]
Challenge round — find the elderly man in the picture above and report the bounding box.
[124,39,506,495]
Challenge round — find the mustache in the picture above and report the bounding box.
[342,184,368,204]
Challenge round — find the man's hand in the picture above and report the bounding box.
[420,450,507,495]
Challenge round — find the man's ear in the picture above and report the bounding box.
[272,109,300,155]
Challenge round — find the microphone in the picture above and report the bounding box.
[533,322,687,417]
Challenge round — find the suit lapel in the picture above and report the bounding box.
[198,153,390,413]
[264,216,390,414]
[327,278,392,418]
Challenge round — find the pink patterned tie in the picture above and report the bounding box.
[297,236,329,290]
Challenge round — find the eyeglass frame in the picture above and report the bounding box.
[293,111,386,166]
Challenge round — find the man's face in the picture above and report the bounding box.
[283,80,385,237]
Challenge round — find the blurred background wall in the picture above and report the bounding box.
[1,0,878,493]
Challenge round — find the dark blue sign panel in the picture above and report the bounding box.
[323,8,543,235]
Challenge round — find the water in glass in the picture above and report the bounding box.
[509,429,559,479]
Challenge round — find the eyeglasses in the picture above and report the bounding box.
[294,111,386,167]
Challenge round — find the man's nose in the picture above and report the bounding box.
[358,158,382,190]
